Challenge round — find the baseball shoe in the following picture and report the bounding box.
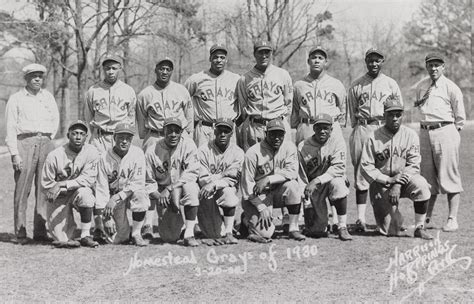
[288,231,306,241]
[183,237,199,247]
[355,220,366,233]
[33,235,54,243]
[332,224,339,234]
[80,236,99,248]
[131,235,148,247]
[141,225,154,240]
[11,236,31,245]
[223,233,238,245]
[93,229,108,244]
[338,227,353,241]
[414,226,433,240]
[442,217,458,232]
[305,230,329,238]
[52,240,81,248]
[248,233,272,244]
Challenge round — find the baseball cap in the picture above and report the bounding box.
[215,118,234,130]
[313,113,333,125]
[384,95,404,112]
[22,63,47,76]
[68,120,88,132]
[101,54,123,66]
[266,119,285,132]
[210,44,228,55]
[114,123,134,135]
[254,40,273,52]
[308,46,328,59]
[365,48,384,59]
[156,57,174,69]
[163,117,182,129]
[425,53,444,63]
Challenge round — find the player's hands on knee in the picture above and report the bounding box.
[304,179,321,199]
[254,177,270,196]
[388,184,401,206]
[156,189,171,208]
[104,194,121,218]
[104,217,116,236]
[11,155,23,171]
[46,183,62,202]
[259,206,272,230]
[199,182,216,200]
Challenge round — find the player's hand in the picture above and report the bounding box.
[254,177,270,196]
[388,184,401,206]
[259,206,272,230]
[304,179,321,199]
[199,182,216,200]
[157,188,171,209]
[386,174,402,186]
[104,217,116,236]
[11,155,23,171]
[46,183,62,202]
[104,194,121,218]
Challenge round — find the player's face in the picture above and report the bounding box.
[164,125,182,148]
[67,127,87,151]
[254,49,272,69]
[384,110,403,133]
[103,61,121,84]
[307,52,327,74]
[214,125,233,147]
[266,130,285,150]
[365,54,384,77]
[114,133,133,153]
[155,63,173,84]
[210,51,228,74]
[313,123,332,144]
[426,60,444,81]
[25,72,44,92]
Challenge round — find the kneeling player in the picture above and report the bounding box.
[145,117,201,247]
[240,119,305,243]
[41,121,99,248]
[95,123,149,246]
[360,97,432,239]
[197,118,244,245]
[299,113,352,241]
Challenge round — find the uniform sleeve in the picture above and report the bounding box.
[118,150,147,200]
[41,153,58,191]
[182,90,194,135]
[197,147,212,186]
[5,95,19,156]
[84,88,94,127]
[399,132,421,184]
[95,156,110,207]
[360,136,390,185]
[235,76,248,124]
[127,88,137,127]
[136,91,147,139]
[65,150,100,190]
[347,86,358,128]
[47,92,60,139]
[269,145,298,182]
[449,84,465,129]
[184,76,196,96]
[145,149,159,194]
[335,82,347,125]
[215,148,245,189]
[290,89,301,129]
[317,139,347,185]
[178,140,199,184]
[283,72,293,118]
[240,150,257,201]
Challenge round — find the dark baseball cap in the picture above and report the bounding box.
[266,119,285,132]
[425,53,444,63]
[114,123,134,135]
[254,40,273,52]
[210,44,228,55]
[163,117,182,129]
[156,57,174,69]
[308,46,328,59]
[314,113,333,125]
[384,95,404,112]
[101,54,123,66]
[68,120,88,132]
[215,118,234,130]
[365,48,384,59]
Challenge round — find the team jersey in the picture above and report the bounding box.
[85,80,136,132]
[41,143,99,191]
[291,73,346,128]
[241,140,298,201]
[360,125,420,185]
[236,64,293,120]
[185,70,240,122]
[298,135,347,185]
[347,73,402,127]
[136,82,194,139]
[145,136,199,192]
[197,141,245,189]
[96,145,147,204]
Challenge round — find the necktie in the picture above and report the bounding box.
[415,81,435,107]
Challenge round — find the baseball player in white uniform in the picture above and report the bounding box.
[347,48,403,232]
[196,118,244,245]
[414,53,465,232]
[41,121,100,248]
[95,123,150,246]
[185,44,240,147]
[236,40,293,151]
[298,113,352,241]
[136,57,194,237]
[145,117,201,247]
[360,97,433,239]
[240,119,305,243]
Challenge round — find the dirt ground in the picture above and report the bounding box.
[0,126,473,302]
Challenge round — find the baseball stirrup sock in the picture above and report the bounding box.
[81,222,92,238]
[337,215,347,228]
[184,220,197,239]
[132,220,144,237]
[288,214,299,232]
[223,216,234,234]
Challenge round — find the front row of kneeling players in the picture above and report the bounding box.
[41,95,432,248]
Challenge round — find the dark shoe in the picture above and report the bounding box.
[53,240,80,248]
[132,235,148,247]
[338,227,353,241]
[332,224,339,234]
[223,233,238,244]
[183,237,199,247]
[93,229,108,244]
[33,235,54,243]
[248,233,272,243]
[288,231,306,241]
[238,213,249,238]
[355,219,366,233]
[306,231,329,238]
[414,226,433,240]
[80,236,99,248]
[12,236,31,245]
[141,225,154,240]
[282,224,289,234]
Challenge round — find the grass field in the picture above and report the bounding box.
[0,125,473,302]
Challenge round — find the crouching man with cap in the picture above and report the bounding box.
[145,117,201,246]
[95,123,150,246]
[240,119,305,243]
[41,121,100,248]
[360,96,433,239]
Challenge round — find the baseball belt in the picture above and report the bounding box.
[17,132,52,140]
[420,121,453,130]
[149,129,165,136]
[250,116,283,125]
[357,118,384,126]
[301,117,338,124]
[97,129,114,136]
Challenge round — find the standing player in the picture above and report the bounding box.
[196,118,244,245]
[84,54,137,243]
[298,114,352,241]
[41,121,100,248]
[240,119,305,243]
[347,48,403,232]
[145,117,200,247]
[236,40,293,151]
[5,63,59,244]
[185,44,240,147]
[291,46,346,145]
[95,123,149,246]
[360,97,432,239]
[414,53,465,232]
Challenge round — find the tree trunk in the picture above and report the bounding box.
[123,0,130,83]
[107,0,115,52]
[74,0,87,120]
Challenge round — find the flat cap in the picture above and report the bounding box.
[425,53,444,63]
[210,44,228,55]
[22,63,47,76]
[215,118,234,130]
[254,40,273,52]
[266,118,285,132]
[308,46,328,58]
[365,48,384,59]
[156,57,174,69]
[384,95,404,112]
[68,120,88,132]
[101,54,123,66]
[163,117,182,128]
[314,113,333,125]
[114,122,134,135]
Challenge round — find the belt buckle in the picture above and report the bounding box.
[36,132,44,137]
